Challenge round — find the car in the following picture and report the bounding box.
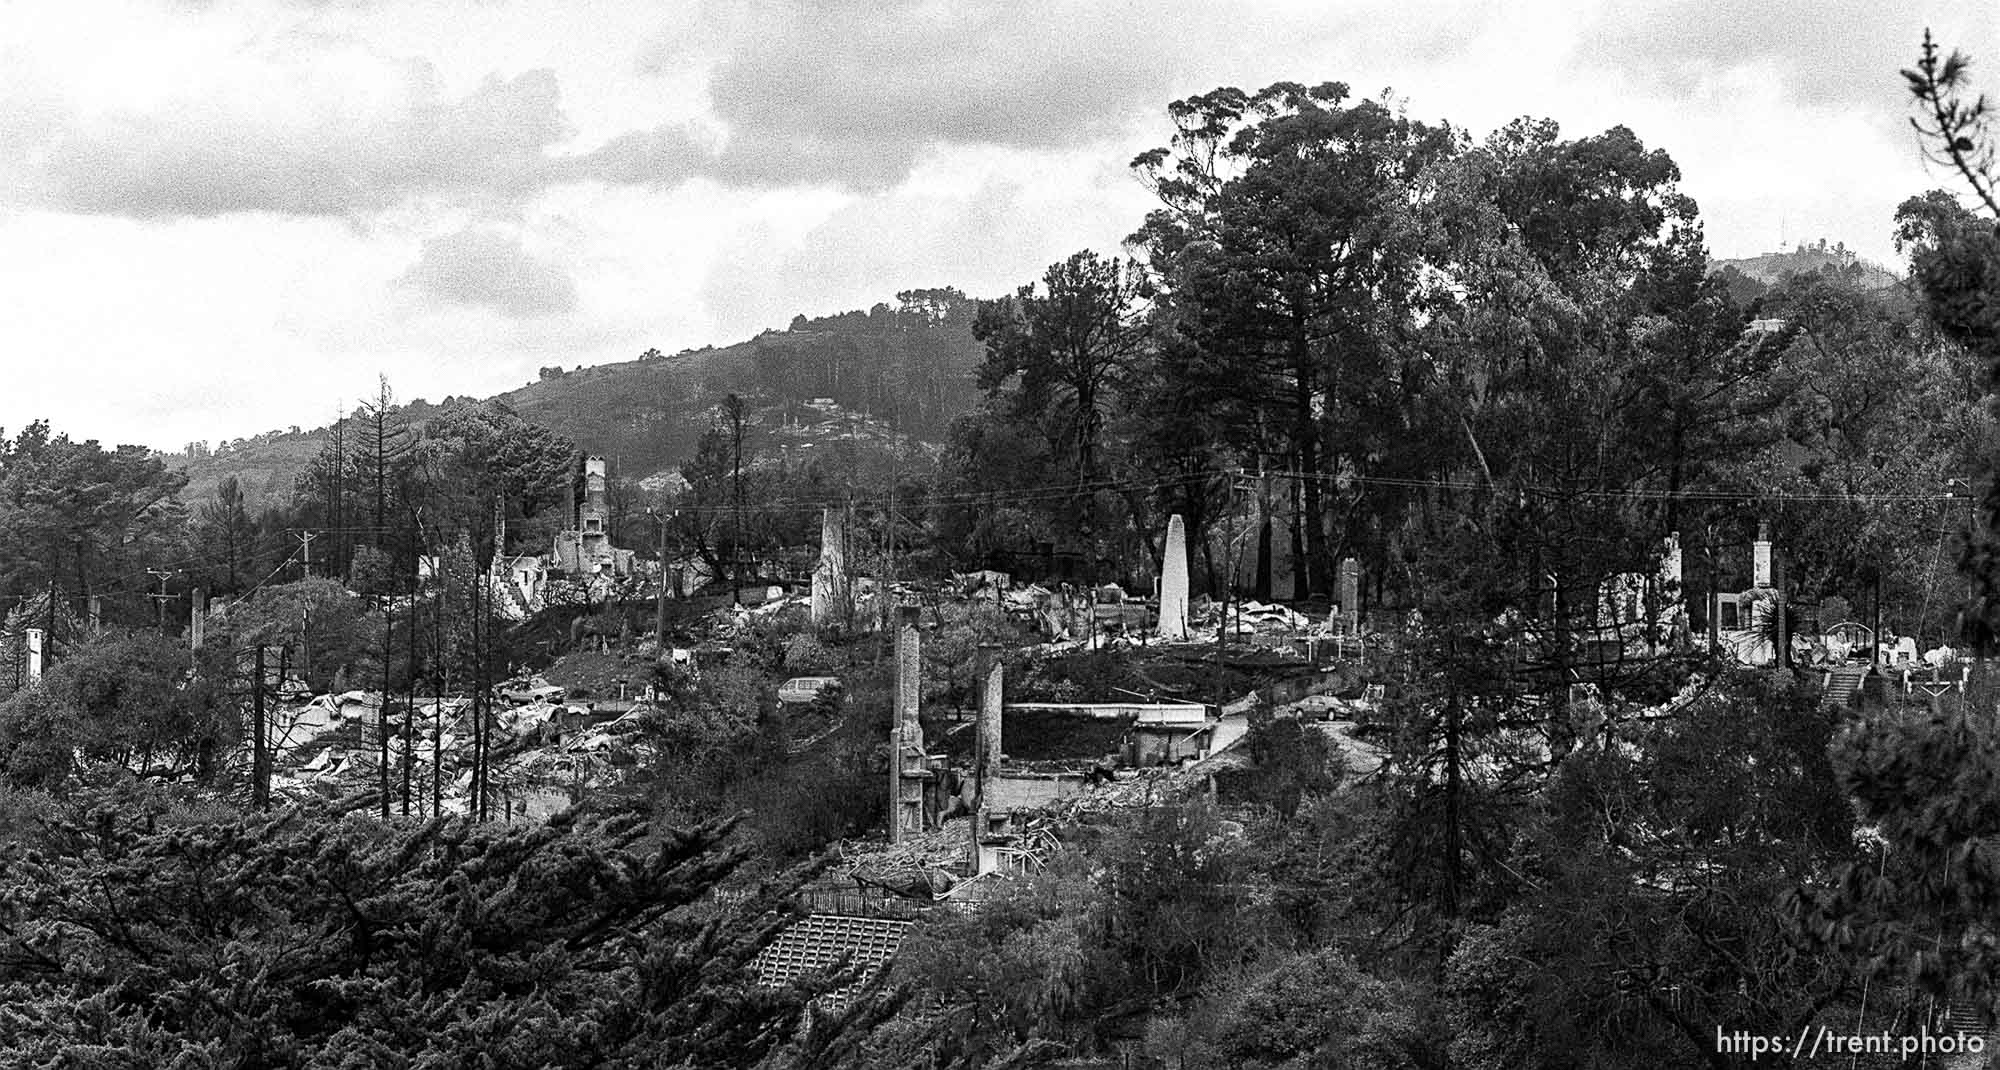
[499,677,566,705]
[776,676,841,705]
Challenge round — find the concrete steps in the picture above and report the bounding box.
[1823,663,1870,707]
[752,914,911,1012]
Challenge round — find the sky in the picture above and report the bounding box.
[0,0,1993,452]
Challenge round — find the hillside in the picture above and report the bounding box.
[497,293,982,479]
[1709,240,1901,301]
[167,428,327,514]
[162,290,986,508]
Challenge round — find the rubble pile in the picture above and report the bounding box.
[837,823,972,899]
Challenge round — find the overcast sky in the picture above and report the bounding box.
[1,0,1993,452]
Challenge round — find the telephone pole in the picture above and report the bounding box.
[649,507,672,642]
[147,568,179,633]
[252,644,269,810]
[293,529,319,579]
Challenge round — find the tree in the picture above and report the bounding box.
[1715,268,1991,637]
[1131,82,1458,597]
[974,251,1146,498]
[1793,699,2000,1024]
[1101,800,1257,1001]
[1452,672,1866,1069]
[888,862,1116,1064]
[209,578,384,694]
[0,788,869,1068]
[0,632,229,789]
[193,475,259,595]
[413,398,578,560]
[1240,710,1342,821]
[358,376,416,564]
[1202,947,1439,1069]
[0,422,187,627]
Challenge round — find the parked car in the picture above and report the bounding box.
[500,676,565,705]
[777,676,841,705]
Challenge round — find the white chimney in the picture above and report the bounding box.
[24,628,43,684]
[1753,522,1773,588]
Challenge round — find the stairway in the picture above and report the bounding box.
[1939,999,1993,1069]
[1941,998,1988,1037]
[1823,663,1870,707]
[752,914,911,1012]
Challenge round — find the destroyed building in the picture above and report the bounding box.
[484,455,646,620]
[551,456,635,579]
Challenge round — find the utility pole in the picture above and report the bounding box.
[886,421,899,633]
[432,570,444,820]
[472,536,491,823]
[252,644,269,811]
[379,598,392,821]
[147,568,178,633]
[727,394,745,607]
[403,540,418,818]
[1216,472,1241,709]
[293,529,319,580]
[650,507,671,642]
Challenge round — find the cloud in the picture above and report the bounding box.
[0,14,717,222]
[0,0,1510,218]
[396,225,578,317]
[18,60,599,218]
[656,0,1246,190]
[1573,0,1985,113]
[621,0,1507,192]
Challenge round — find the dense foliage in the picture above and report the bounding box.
[0,782,853,1069]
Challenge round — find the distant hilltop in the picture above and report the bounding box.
[163,288,986,512]
[1709,239,1901,297]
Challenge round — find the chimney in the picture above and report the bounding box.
[1660,532,1682,594]
[24,628,43,684]
[492,496,508,569]
[1337,558,1360,631]
[582,457,609,535]
[1158,515,1189,639]
[811,506,847,628]
[890,604,923,841]
[1753,522,1773,588]
[977,643,1003,786]
[190,588,206,650]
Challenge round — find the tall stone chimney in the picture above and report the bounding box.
[24,628,42,684]
[1753,522,1773,588]
[190,588,206,650]
[1337,557,1360,631]
[492,496,508,569]
[581,457,609,535]
[891,605,923,840]
[1660,532,1682,594]
[977,643,1003,787]
[1159,514,1189,639]
[811,507,848,628]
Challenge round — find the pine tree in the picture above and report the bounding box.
[0,791,873,1067]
